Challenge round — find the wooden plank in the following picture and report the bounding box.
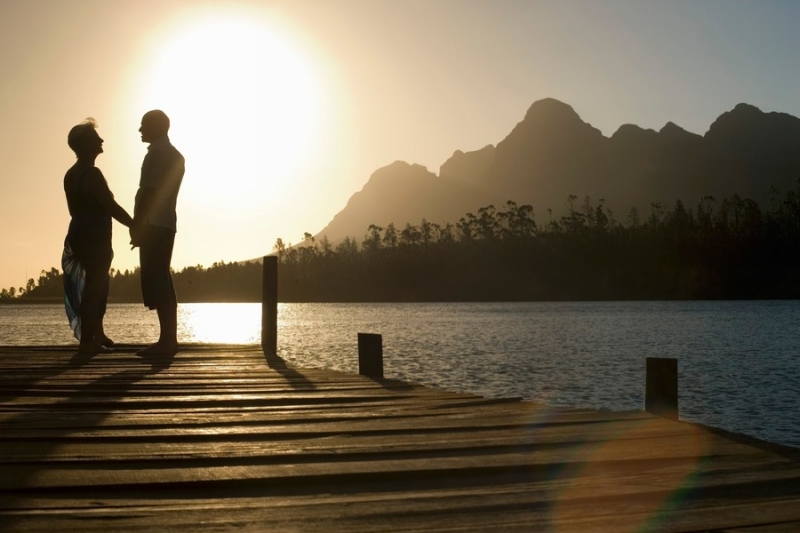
[0,345,799,532]
[722,524,800,532]
[3,483,800,533]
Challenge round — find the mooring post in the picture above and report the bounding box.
[358,333,383,379]
[645,357,678,420]
[261,256,278,356]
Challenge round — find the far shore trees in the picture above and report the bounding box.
[5,188,800,303]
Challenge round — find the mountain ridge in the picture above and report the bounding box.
[314,98,800,244]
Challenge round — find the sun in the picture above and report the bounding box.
[135,12,325,209]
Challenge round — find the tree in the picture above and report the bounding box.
[335,236,359,255]
[273,238,286,262]
[696,196,715,233]
[627,207,640,228]
[500,201,536,238]
[383,223,398,248]
[476,205,499,240]
[438,223,456,245]
[560,195,586,233]
[457,213,476,241]
[582,196,596,227]
[594,199,609,231]
[318,235,333,256]
[420,219,437,247]
[399,223,421,246]
[648,202,664,229]
[362,224,383,252]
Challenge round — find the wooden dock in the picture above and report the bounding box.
[1,345,800,532]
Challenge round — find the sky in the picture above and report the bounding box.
[2,0,800,291]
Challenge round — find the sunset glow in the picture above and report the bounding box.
[2,1,800,292]
[137,12,326,210]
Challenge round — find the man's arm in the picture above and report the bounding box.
[132,146,165,246]
[130,185,156,247]
[133,185,157,224]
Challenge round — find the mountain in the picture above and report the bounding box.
[315,98,800,243]
[316,161,494,241]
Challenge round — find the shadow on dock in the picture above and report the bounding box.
[1,345,800,532]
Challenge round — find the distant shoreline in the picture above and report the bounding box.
[4,296,800,306]
[0,298,63,305]
[0,297,138,305]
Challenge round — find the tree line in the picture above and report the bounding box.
[5,186,800,302]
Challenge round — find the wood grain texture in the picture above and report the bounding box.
[1,344,798,532]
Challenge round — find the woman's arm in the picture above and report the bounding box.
[87,168,134,227]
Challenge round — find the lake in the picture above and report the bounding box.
[2,300,799,448]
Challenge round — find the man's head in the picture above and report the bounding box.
[139,110,170,143]
[67,117,103,158]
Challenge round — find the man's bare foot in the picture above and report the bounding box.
[136,342,178,356]
[78,342,113,354]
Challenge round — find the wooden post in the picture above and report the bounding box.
[261,256,278,356]
[358,333,383,379]
[645,357,678,420]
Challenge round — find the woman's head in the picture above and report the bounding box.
[67,117,103,158]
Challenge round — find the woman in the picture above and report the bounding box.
[63,118,133,353]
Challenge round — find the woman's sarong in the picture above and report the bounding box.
[62,238,85,340]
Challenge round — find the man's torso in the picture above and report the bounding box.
[138,136,185,231]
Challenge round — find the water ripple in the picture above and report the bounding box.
[2,300,799,448]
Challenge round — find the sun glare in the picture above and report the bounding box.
[137,12,325,209]
[179,303,260,344]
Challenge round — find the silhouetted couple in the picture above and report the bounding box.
[63,110,185,357]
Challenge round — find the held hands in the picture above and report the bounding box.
[130,224,142,249]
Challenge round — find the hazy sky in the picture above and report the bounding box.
[2,0,799,291]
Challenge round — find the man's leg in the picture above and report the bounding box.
[156,303,177,346]
[146,298,177,355]
[138,226,178,355]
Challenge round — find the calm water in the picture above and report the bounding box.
[2,301,799,448]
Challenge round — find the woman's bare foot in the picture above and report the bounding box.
[78,341,113,354]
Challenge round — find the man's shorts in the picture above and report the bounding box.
[139,225,176,310]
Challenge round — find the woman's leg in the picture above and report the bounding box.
[79,264,100,347]
[94,257,114,346]
[79,253,112,352]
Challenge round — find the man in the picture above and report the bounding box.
[131,110,185,356]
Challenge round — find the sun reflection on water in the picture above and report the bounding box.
[2,301,799,448]
[178,303,262,344]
